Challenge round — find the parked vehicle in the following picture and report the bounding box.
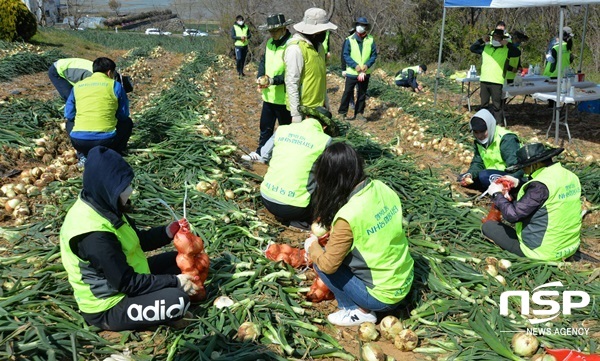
[145,28,171,36]
[183,29,209,37]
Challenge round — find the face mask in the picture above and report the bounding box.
[237,21,244,26]
[119,185,133,206]
[491,40,502,47]
[476,136,489,145]
[356,25,366,34]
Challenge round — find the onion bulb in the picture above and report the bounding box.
[531,354,557,361]
[311,222,328,237]
[394,329,418,351]
[5,198,21,213]
[379,315,403,340]
[358,321,379,341]
[196,181,211,192]
[485,256,498,266]
[494,275,507,286]
[511,332,539,356]
[236,322,260,342]
[213,296,234,309]
[484,264,498,277]
[224,189,235,200]
[498,259,512,272]
[13,203,30,217]
[361,343,386,361]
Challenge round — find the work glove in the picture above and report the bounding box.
[291,115,302,123]
[166,221,180,238]
[341,71,347,77]
[487,182,504,197]
[358,73,366,82]
[304,234,318,262]
[499,175,519,188]
[177,274,200,296]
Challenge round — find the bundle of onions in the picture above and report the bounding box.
[265,243,309,268]
[482,178,514,223]
[305,274,334,302]
[173,218,210,301]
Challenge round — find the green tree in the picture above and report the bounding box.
[0,0,37,42]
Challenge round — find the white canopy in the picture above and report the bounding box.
[434,0,600,144]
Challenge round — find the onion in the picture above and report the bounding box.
[361,343,386,361]
[236,321,260,342]
[494,274,507,286]
[511,332,539,357]
[358,321,379,341]
[4,189,17,199]
[1,184,14,196]
[485,256,498,266]
[5,198,22,213]
[394,329,418,351]
[13,183,26,194]
[34,137,46,146]
[379,315,402,340]
[531,354,557,361]
[224,190,235,200]
[484,264,498,277]
[498,259,512,272]
[34,147,46,157]
[195,181,211,192]
[311,222,328,237]
[213,296,234,309]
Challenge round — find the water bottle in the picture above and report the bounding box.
[528,64,533,76]
[534,64,540,75]
[561,77,567,94]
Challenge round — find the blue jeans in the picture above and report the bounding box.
[314,264,398,312]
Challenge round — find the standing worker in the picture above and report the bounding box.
[284,8,337,123]
[243,14,293,163]
[543,26,574,79]
[231,15,251,78]
[48,58,93,101]
[60,146,200,331]
[305,142,414,326]
[338,17,377,121]
[482,143,581,261]
[394,64,427,93]
[505,31,529,84]
[470,29,521,124]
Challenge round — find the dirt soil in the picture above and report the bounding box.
[1,49,599,360]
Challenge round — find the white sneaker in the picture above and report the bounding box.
[329,308,377,326]
[327,308,348,324]
[241,152,264,163]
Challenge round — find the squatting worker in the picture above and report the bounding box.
[458,109,522,191]
[285,8,337,123]
[242,14,293,163]
[260,106,335,230]
[304,143,414,326]
[394,64,427,93]
[48,58,93,101]
[482,143,581,261]
[59,146,200,331]
[65,57,133,165]
[338,17,377,122]
[470,29,521,124]
[231,15,251,78]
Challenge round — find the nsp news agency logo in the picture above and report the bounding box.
[499,281,591,336]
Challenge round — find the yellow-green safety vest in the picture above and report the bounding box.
[505,38,520,81]
[334,179,414,304]
[345,35,374,76]
[516,163,581,260]
[55,58,93,85]
[286,40,327,111]
[395,66,419,81]
[480,44,509,84]
[234,25,249,47]
[262,37,288,105]
[543,42,570,78]
[60,198,151,313]
[476,126,514,170]
[322,31,330,54]
[72,72,118,133]
[260,118,330,207]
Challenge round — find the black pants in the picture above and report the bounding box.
[82,252,190,331]
[48,64,73,101]
[257,102,291,153]
[338,75,370,116]
[66,117,133,156]
[481,221,525,257]
[261,195,313,229]
[235,46,248,75]
[479,81,504,124]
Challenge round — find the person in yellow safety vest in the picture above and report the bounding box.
[470,29,521,125]
[48,58,93,101]
[505,31,529,84]
[323,30,331,60]
[394,64,427,92]
[338,17,377,122]
[64,57,133,167]
[231,15,251,78]
[60,146,201,331]
[242,14,294,163]
[304,142,414,326]
[543,26,574,79]
[260,106,336,230]
[458,109,523,191]
[482,143,581,261]
[285,8,338,123]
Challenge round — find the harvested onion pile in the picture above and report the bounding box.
[174,219,210,301]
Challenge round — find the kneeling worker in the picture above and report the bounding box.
[394,64,427,92]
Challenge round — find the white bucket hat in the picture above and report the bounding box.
[293,8,337,35]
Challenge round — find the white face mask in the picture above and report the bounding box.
[119,185,133,206]
[237,20,244,26]
[476,136,489,145]
[356,25,366,34]
[491,40,502,47]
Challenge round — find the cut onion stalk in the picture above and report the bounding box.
[511,332,539,357]
[358,321,379,342]
[361,343,386,361]
[394,329,418,351]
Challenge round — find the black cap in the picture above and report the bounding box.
[419,64,427,73]
[470,117,487,132]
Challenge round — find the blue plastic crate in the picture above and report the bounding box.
[578,100,600,114]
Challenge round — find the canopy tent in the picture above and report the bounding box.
[434,0,600,144]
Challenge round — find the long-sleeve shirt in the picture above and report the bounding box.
[469,39,521,58]
[308,219,353,274]
[65,79,130,125]
[341,33,377,77]
[230,24,251,45]
[492,181,549,224]
[257,30,291,85]
[395,68,418,90]
[467,133,524,179]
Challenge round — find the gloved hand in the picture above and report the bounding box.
[304,234,318,257]
[487,182,504,197]
[166,221,180,238]
[177,274,200,296]
[341,70,347,77]
[459,173,473,186]
[358,73,366,82]
[292,115,302,123]
[499,175,519,188]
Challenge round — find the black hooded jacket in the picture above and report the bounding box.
[73,146,177,309]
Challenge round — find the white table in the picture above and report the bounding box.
[456,76,480,111]
[532,85,600,142]
[504,80,595,97]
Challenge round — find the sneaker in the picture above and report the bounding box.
[329,308,377,326]
[355,114,367,122]
[327,309,348,324]
[241,152,265,163]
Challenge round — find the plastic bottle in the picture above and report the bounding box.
[534,64,540,75]
[528,64,533,76]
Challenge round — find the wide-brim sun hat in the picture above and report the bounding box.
[505,143,564,172]
[293,8,337,35]
[259,14,294,31]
